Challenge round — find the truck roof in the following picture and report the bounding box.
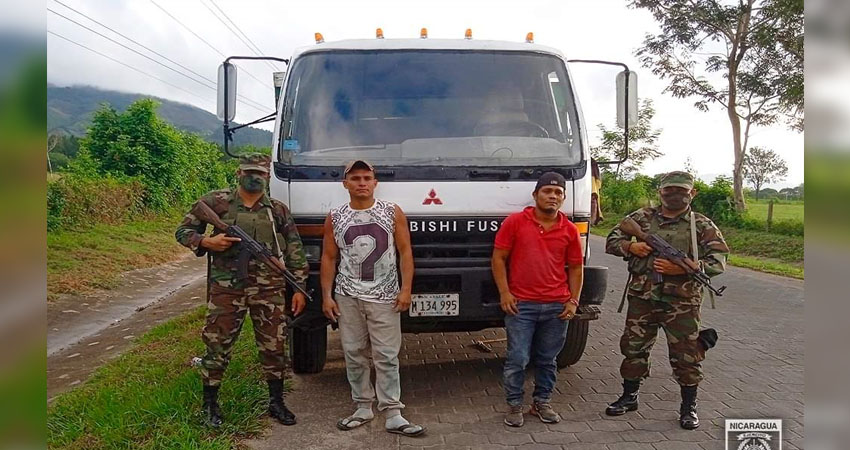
[291,38,566,60]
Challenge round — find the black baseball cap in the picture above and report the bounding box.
[535,172,566,191]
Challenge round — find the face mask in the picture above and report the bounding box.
[660,192,692,210]
[240,174,267,193]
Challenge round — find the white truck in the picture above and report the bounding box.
[217,31,636,373]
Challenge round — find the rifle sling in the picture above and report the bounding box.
[691,211,716,309]
[267,208,283,258]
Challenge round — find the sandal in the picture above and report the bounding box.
[336,415,372,431]
[386,423,426,437]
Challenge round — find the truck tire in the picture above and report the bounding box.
[556,319,589,368]
[289,326,327,374]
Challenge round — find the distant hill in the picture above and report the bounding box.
[47,85,272,148]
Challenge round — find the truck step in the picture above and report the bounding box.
[575,304,601,320]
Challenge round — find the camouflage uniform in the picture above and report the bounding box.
[605,173,728,387]
[175,155,308,387]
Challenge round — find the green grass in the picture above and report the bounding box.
[48,213,185,301]
[721,227,803,264]
[744,199,804,223]
[727,254,804,279]
[590,216,803,279]
[47,307,278,449]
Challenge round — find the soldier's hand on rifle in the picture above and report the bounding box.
[653,258,687,275]
[322,296,340,322]
[500,291,519,316]
[627,241,653,258]
[200,234,241,252]
[394,291,412,312]
[291,292,306,316]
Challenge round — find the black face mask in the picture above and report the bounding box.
[240,174,267,193]
[660,192,692,210]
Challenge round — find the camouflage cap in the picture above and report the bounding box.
[659,171,695,189]
[238,153,271,173]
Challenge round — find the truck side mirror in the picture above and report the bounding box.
[273,71,287,108]
[217,63,238,121]
[616,70,638,128]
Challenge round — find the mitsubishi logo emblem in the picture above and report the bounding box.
[423,189,443,205]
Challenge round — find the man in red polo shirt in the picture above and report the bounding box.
[491,172,584,427]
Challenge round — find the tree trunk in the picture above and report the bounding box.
[729,104,746,211]
[728,4,753,212]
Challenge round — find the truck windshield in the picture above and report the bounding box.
[279,50,581,167]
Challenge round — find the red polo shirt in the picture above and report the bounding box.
[494,206,584,303]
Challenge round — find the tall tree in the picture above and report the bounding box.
[742,146,788,199]
[591,99,663,178]
[630,0,803,210]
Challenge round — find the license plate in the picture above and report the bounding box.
[408,293,459,317]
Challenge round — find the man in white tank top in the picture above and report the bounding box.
[320,160,425,437]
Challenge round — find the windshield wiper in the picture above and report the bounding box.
[309,144,388,154]
[469,169,511,180]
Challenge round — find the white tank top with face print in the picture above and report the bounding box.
[331,199,398,303]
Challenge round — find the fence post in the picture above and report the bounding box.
[767,200,774,231]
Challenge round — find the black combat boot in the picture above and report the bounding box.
[267,379,296,425]
[202,385,223,428]
[679,385,700,430]
[605,379,641,416]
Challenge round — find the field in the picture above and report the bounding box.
[744,199,804,223]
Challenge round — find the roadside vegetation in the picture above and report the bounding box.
[47,213,184,301]
[593,175,804,279]
[47,308,274,449]
[46,99,268,300]
[47,99,277,446]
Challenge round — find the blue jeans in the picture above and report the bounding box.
[503,301,569,406]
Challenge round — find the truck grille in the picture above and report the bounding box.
[408,216,502,265]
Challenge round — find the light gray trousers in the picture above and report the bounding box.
[335,294,405,412]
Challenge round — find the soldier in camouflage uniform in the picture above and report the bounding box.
[175,154,309,428]
[604,171,729,430]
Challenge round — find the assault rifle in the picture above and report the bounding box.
[619,217,726,297]
[192,200,313,301]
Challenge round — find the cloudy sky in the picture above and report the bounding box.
[46,0,804,188]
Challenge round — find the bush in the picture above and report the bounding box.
[48,152,70,171]
[600,174,655,215]
[734,215,804,236]
[47,179,66,231]
[76,99,237,212]
[691,176,742,225]
[47,174,146,231]
[48,100,247,233]
[769,219,804,236]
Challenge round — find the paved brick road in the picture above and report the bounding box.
[247,236,803,450]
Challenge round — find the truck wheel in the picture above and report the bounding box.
[556,319,589,368]
[289,326,327,374]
